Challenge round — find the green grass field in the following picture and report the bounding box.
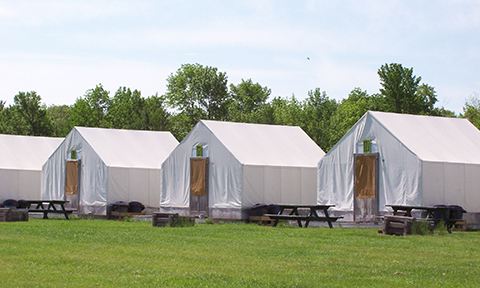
[1,218,479,287]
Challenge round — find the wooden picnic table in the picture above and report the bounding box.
[264,204,342,228]
[26,200,73,220]
[386,205,466,233]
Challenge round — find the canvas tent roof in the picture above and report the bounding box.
[369,111,480,164]
[0,134,63,170]
[317,111,480,216]
[200,120,324,167]
[42,127,179,214]
[71,127,179,168]
[161,120,325,219]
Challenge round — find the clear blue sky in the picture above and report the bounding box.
[1,0,479,114]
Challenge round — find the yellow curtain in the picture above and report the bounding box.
[355,155,376,198]
[65,161,79,195]
[190,158,206,196]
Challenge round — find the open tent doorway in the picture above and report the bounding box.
[65,160,80,210]
[190,157,208,217]
[354,153,379,222]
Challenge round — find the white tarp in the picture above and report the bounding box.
[0,134,63,202]
[161,120,325,219]
[318,111,480,213]
[41,127,178,214]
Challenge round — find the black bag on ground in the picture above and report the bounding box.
[128,201,145,213]
[17,200,29,209]
[3,199,17,208]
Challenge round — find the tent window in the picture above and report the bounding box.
[191,145,208,157]
[363,140,371,153]
[196,145,203,157]
[357,142,377,154]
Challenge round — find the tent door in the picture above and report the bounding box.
[65,160,81,210]
[354,153,379,222]
[190,157,208,217]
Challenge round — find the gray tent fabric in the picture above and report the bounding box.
[0,134,63,202]
[318,111,480,216]
[42,127,178,215]
[161,120,325,219]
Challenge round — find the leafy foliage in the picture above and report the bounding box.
[0,91,53,136]
[0,62,471,151]
[47,105,72,137]
[377,63,437,115]
[69,84,110,128]
[462,94,480,129]
[166,63,230,124]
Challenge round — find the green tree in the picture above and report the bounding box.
[270,96,304,127]
[0,100,15,134]
[301,88,338,151]
[47,105,72,137]
[462,94,480,129]
[107,87,145,130]
[377,63,437,115]
[165,63,231,129]
[144,94,170,131]
[11,91,53,136]
[430,107,457,118]
[229,78,271,122]
[69,84,110,128]
[336,88,378,136]
[167,113,192,141]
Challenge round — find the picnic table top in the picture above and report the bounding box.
[26,200,69,204]
[275,204,335,209]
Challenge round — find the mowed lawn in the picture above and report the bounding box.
[1,219,479,287]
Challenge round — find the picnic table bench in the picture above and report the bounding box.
[386,205,466,233]
[264,204,342,228]
[26,200,74,220]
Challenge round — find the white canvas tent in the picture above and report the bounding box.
[0,134,63,202]
[160,120,325,219]
[42,127,179,215]
[317,111,480,222]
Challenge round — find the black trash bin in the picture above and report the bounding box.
[112,201,129,213]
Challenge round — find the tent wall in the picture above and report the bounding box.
[160,122,243,214]
[0,134,62,203]
[108,167,161,209]
[42,129,109,213]
[422,161,480,212]
[43,127,175,215]
[243,165,317,206]
[318,112,423,212]
[0,169,41,201]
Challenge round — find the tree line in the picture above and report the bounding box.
[1,63,478,152]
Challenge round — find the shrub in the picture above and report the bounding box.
[205,218,215,225]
